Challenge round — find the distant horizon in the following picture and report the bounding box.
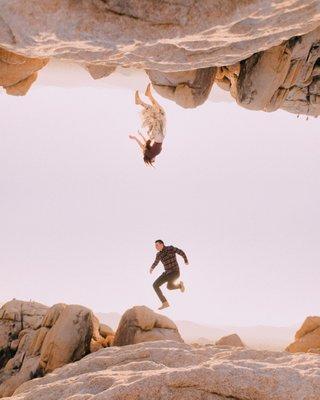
[0,298,300,328]
[96,310,300,328]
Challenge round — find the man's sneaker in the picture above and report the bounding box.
[180,281,185,293]
[158,301,170,310]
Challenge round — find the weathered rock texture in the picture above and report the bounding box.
[0,48,48,96]
[5,340,320,400]
[0,1,320,115]
[287,316,320,354]
[216,28,320,116]
[146,68,217,108]
[113,306,182,346]
[0,300,114,397]
[215,333,245,347]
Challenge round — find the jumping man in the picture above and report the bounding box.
[150,239,189,310]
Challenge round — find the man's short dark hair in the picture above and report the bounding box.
[155,239,164,245]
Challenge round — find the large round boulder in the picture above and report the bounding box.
[113,306,183,346]
[215,333,245,347]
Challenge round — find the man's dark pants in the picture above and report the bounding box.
[153,270,180,303]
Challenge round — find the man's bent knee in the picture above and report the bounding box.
[167,283,174,290]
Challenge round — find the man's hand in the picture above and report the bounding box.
[149,267,154,274]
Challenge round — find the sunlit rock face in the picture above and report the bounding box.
[0,301,114,398]
[287,316,320,354]
[217,29,320,116]
[0,49,48,95]
[8,341,320,400]
[113,306,183,346]
[0,0,319,114]
[215,333,245,347]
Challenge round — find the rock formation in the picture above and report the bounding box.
[146,68,217,108]
[113,306,182,346]
[7,340,320,400]
[0,48,48,95]
[286,316,320,354]
[215,333,245,347]
[0,1,319,115]
[0,300,114,397]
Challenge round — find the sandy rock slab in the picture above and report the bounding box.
[0,0,319,69]
[4,340,320,400]
[0,1,320,115]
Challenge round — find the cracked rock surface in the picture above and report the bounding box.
[6,340,320,400]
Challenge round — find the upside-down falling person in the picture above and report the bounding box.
[129,83,166,166]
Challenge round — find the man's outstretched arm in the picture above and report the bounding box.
[174,247,189,264]
[150,253,161,273]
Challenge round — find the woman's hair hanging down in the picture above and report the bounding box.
[143,140,155,167]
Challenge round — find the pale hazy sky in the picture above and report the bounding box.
[1,64,319,327]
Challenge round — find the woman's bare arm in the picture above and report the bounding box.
[129,135,145,151]
[138,131,148,143]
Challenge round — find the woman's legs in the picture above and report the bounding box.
[145,83,161,110]
[135,90,149,108]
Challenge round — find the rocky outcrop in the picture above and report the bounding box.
[0,48,48,95]
[146,68,217,108]
[0,300,114,397]
[113,306,182,346]
[84,64,116,80]
[8,340,320,400]
[215,333,245,347]
[1,1,319,69]
[0,300,49,397]
[286,316,320,354]
[37,304,95,373]
[216,28,320,116]
[0,300,48,371]
[0,1,320,115]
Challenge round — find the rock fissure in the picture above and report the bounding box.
[169,381,241,400]
[94,0,191,26]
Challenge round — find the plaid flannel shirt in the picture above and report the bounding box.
[151,245,188,273]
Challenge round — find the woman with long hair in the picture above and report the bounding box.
[129,84,166,166]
